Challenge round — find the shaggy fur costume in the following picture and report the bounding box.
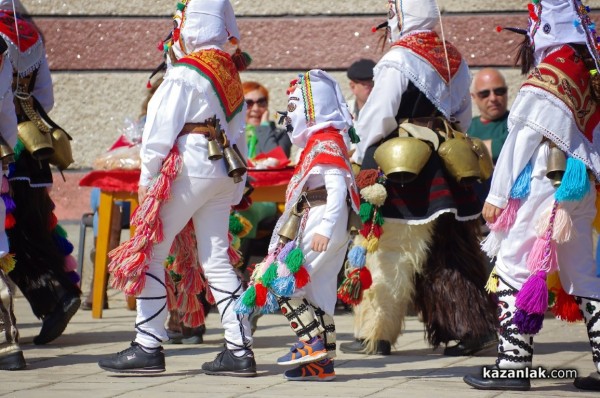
[414,214,498,347]
[354,221,433,354]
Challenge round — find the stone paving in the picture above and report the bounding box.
[0,224,598,397]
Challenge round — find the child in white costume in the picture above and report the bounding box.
[464,0,600,392]
[236,70,360,381]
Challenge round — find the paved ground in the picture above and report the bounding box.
[0,224,599,397]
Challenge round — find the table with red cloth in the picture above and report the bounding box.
[78,167,293,318]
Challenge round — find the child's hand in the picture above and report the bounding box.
[482,201,503,224]
[311,233,329,252]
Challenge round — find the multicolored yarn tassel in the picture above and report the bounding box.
[109,146,183,296]
[235,212,311,315]
[337,169,385,305]
[514,200,560,334]
[482,163,532,257]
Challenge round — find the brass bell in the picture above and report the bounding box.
[223,145,247,179]
[48,128,74,170]
[17,120,54,160]
[546,142,566,188]
[0,135,15,169]
[207,138,223,160]
[278,206,303,244]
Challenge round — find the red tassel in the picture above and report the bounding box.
[337,268,362,305]
[294,266,310,289]
[359,267,372,290]
[49,212,58,230]
[551,286,584,322]
[255,283,267,306]
[360,222,372,238]
[5,213,15,229]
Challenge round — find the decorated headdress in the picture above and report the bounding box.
[285,69,356,149]
[383,0,439,42]
[499,0,600,72]
[0,2,44,76]
[167,0,250,69]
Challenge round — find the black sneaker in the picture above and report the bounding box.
[98,342,165,374]
[201,348,257,377]
[34,293,81,345]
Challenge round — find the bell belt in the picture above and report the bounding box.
[297,187,328,211]
[177,122,216,139]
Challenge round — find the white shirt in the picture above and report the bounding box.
[139,55,247,203]
[352,45,472,165]
[0,55,17,148]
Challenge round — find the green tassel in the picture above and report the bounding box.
[54,224,68,238]
[14,139,25,160]
[285,247,304,273]
[176,1,186,11]
[373,210,384,226]
[548,290,556,307]
[241,285,257,306]
[348,126,360,144]
[261,263,278,287]
[169,270,182,283]
[164,255,175,266]
[359,202,374,223]
[229,214,243,235]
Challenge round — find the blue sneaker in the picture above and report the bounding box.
[283,358,336,381]
[277,337,328,366]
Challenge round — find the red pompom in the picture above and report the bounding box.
[49,213,58,230]
[254,283,267,306]
[495,26,503,33]
[294,266,310,289]
[5,213,15,229]
[371,26,377,33]
[359,267,372,290]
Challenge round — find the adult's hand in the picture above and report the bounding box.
[482,201,503,224]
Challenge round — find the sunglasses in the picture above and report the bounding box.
[245,98,268,107]
[476,87,507,99]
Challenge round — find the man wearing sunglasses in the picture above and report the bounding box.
[468,68,510,203]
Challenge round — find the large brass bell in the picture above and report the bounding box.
[278,205,304,244]
[223,145,247,179]
[546,142,566,188]
[0,135,15,170]
[17,120,54,160]
[48,128,74,170]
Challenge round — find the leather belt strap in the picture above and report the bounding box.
[178,123,215,139]
[297,187,328,211]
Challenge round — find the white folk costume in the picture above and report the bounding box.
[103,0,256,375]
[0,3,80,346]
[464,0,600,392]
[236,70,360,380]
[347,0,497,355]
[0,34,23,370]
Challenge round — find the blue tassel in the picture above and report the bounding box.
[510,162,532,199]
[233,296,253,314]
[271,276,295,296]
[1,194,15,213]
[53,235,74,255]
[347,245,367,268]
[556,157,590,202]
[261,292,279,314]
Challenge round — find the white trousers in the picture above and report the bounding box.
[134,175,252,350]
[495,145,600,299]
[290,203,349,316]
